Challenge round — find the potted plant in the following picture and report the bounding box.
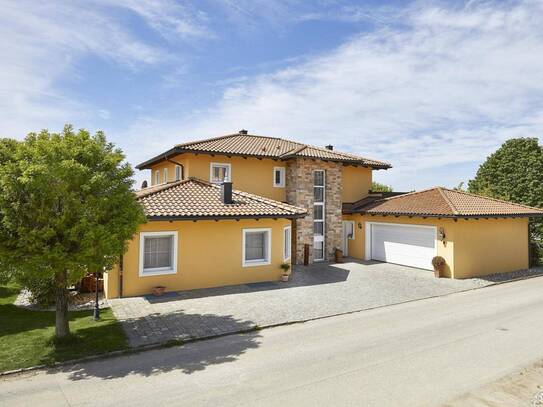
[152,286,166,296]
[431,256,446,278]
[280,263,291,282]
[335,248,343,263]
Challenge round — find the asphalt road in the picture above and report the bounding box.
[2,277,543,406]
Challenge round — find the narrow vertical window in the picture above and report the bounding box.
[163,167,168,183]
[284,226,291,261]
[154,170,160,185]
[273,167,285,187]
[313,170,325,261]
[175,165,181,181]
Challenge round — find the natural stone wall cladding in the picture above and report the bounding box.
[286,159,343,264]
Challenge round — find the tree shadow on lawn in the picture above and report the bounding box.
[55,311,261,381]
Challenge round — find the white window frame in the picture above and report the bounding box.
[313,170,326,261]
[283,225,292,261]
[163,167,168,183]
[242,228,272,267]
[154,170,160,186]
[210,162,232,183]
[175,165,181,181]
[139,231,178,277]
[273,167,285,188]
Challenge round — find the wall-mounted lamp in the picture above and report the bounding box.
[357,222,363,229]
[438,227,446,243]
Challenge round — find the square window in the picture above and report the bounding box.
[243,229,271,267]
[210,163,231,183]
[139,232,178,276]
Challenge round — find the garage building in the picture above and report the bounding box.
[342,187,543,278]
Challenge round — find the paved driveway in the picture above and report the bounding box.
[109,260,498,347]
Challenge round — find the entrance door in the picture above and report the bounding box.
[342,221,354,256]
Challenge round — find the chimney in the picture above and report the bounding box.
[239,129,248,135]
[325,144,334,150]
[221,182,233,204]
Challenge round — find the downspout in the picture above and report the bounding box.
[119,253,124,298]
[528,219,532,269]
[165,154,184,180]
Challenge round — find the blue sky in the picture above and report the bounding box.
[1,0,542,191]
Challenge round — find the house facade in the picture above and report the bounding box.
[135,130,390,265]
[103,130,543,299]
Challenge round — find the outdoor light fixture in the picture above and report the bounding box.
[358,222,362,229]
[438,227,446,242]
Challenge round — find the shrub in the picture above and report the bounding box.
[431,256,446,270]
[18,274,57,308]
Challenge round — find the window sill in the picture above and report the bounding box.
[139,268,177,277]
[242,260,271,268]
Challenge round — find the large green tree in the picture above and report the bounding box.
[0,126,145,338]
[468,138,543,241]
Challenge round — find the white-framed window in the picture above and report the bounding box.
[313,170,325,261]
[154,170,160,186]
[242,228,271,267]
[210,163,231,183]
[283,225,291,261]
[175,165,181,181]
[163,167,168,183]
[139,231,178,276]
[273,167,285,187]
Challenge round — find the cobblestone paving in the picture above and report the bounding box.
[109,260,529,347]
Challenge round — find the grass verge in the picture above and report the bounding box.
[0,283,128,372]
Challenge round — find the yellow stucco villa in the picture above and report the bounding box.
[104,130,543,298]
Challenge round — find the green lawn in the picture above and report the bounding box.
[0,284,128,372]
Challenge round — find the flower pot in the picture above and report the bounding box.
[152,286,166,296]
[281,274,290,282]
[335,248,344,263]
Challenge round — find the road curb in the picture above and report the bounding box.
[2,272,542,378]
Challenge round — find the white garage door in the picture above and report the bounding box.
[369,223,436,270]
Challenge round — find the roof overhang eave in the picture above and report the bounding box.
[348,211,543,219]
[146,213,307,221]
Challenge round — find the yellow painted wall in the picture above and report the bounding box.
[341,214,529,279]
[105,218,291,298]
[341,166,372,203]
[149,153,286,201]
[150,155,190,185]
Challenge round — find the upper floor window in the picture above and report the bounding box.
[154,170,160,185]
[139,231,178,276]
[210,163,231,183]
[273,167,285,188]
[175,165,181,181]
[163,167,168,183]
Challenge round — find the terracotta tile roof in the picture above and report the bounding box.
[348,187,543,218]
[136,131,391,170]
[136,177,307,220]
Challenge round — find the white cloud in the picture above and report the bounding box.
[127,0,543,190]
[0,0,201,139]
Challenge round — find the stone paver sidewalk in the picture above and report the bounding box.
[109,260,512,347]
